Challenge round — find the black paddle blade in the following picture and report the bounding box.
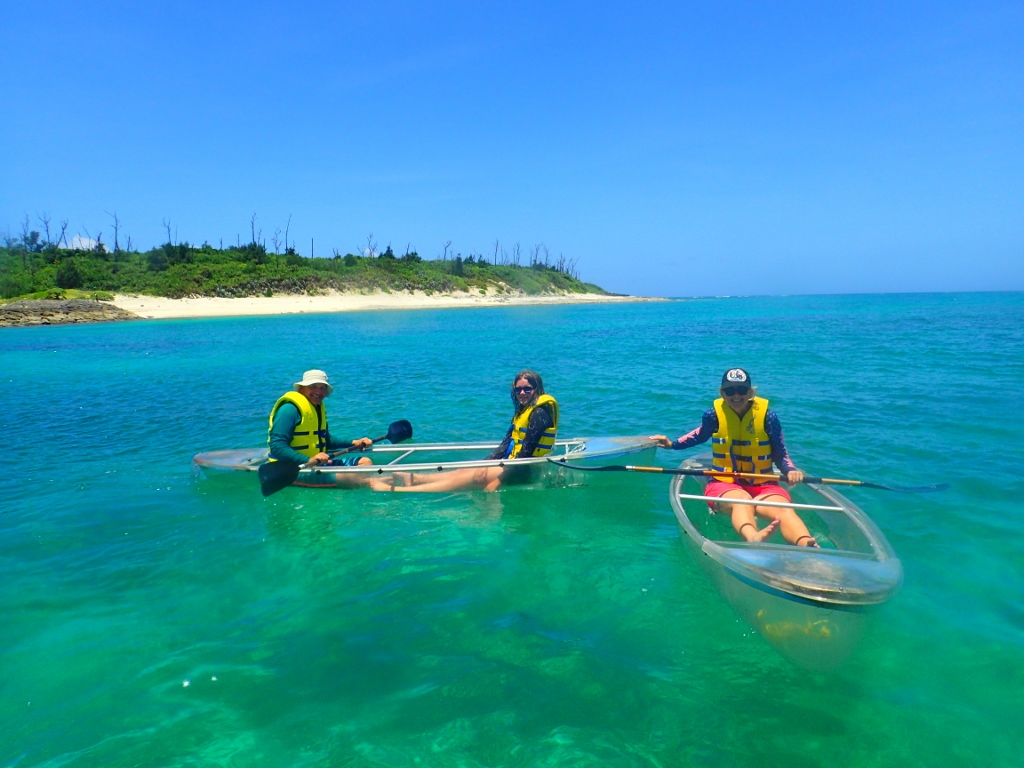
[258,460,302,497]
[387,419,413,444]
[804,476,950,493]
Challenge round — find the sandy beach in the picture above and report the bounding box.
[112,290,664,320]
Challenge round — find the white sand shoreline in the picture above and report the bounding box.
[112,290,665,320]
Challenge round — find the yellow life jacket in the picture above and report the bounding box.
[508,395,559,458]
[267,391,328,460]
[711,396,774,483]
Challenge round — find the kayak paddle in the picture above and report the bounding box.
[546,458,948,493]
[259,419,413,497]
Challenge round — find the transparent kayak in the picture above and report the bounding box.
[669,455,903,670]
[192,435,658,489]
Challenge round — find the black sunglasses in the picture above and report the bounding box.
[515,386,535,394]
[722,385,750,396]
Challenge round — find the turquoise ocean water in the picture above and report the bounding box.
[2,293,1021,767]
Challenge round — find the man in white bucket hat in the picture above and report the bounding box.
[267,368,374,486]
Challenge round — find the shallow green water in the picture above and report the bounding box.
[2,294,1021,767]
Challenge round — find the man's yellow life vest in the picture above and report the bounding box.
[710,396,774,483]
[508,395,559,458]
[268,391,328,460]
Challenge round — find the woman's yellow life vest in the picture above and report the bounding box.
[711,396,774,483]
[267,391,328,460]
[508,395,559,458]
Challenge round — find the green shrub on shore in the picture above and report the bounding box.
[0,240,605,300]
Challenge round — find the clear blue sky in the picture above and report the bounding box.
[3,1,1021,296]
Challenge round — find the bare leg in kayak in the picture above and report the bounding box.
[716,487,818,547]
[369,466,505,493]
[756,492,818,547]
[719,489,781,542]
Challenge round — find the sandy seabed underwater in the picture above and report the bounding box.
[2,292,1021,767]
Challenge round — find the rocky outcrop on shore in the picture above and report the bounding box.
[0,300,142,328]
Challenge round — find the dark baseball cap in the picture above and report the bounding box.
[721,368,752,388]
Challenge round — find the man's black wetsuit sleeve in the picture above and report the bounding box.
[485,424,514,460]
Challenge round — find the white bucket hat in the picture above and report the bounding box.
[294,369,333,396]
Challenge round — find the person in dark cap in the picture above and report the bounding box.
[650,368,818,547]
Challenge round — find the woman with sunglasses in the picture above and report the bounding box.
[650,368,818,547]
[371,370,558,492]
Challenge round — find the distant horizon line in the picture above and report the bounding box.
[661,289,1023,300]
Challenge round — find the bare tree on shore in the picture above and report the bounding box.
[363,232,378,258]
[250,213,263,246]
[19,215,32,247]
[525,243,550,268]
[81,225,105,252]
[555,253,579,279]
[106,211,121,252]
[37,213,52,247]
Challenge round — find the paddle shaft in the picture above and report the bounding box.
[621,465,786,482]
[625,465,941,491]
[624,465,856,486]
[323,431,390,460]
[255,431,383,468]
[549,460,947,493]
[314,419,413,462]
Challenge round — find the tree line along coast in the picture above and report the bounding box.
[1,218,606,303]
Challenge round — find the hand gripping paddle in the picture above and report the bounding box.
[259,419,413,497]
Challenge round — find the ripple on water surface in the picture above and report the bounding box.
[1,294,1022,767]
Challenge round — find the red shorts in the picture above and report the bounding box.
[704,481,791,510]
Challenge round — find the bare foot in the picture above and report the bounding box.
[368,478,394,492]
[750,518,780,542]
[795,535,819,548]
[390,471,414,487]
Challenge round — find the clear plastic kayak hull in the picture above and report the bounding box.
[193,436,658,490]
[669,456,903,671]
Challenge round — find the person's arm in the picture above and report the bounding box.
[515,404,555,458]
[765,410,801,480]
[485,423,515,460]
[654,409,716,450]
[325,433,371,452]
[269,403,314,464]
